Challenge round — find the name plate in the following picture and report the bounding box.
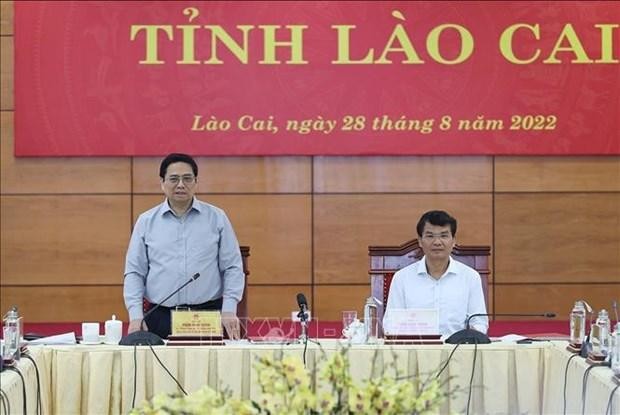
[171,310,222,337]
[383,308,439,336]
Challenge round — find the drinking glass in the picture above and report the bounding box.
[342,311,357,330]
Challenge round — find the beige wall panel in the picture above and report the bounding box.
[1,285,126,322]
[314,194,492,284]
[132,156,311,194]
[494,284,618,318]
[314,156,492,193]
[495,156,620,192]
[1,195,131,284]
[495,193,620,283]
[313,285,371,321]
[0,114,131,194]
[0,1,12,35]
[247,285,311,319]
[1,36,13,110]
[133,194,312,285]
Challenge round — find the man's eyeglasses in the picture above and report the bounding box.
[165,175,196,185]
[421,232,452,242]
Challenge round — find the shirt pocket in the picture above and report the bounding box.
[187,229,220,265]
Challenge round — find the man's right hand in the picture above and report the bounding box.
[128,319,146,333]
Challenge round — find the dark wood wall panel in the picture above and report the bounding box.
[0,36,12,110]
[247,285,312,319]
[314,156,493,193]
[133,156,311,194]
[495,193,620,283]
[1,114,131,194]
[314,194,493,284]
[133,194,312,285]
[313,285,370,321]
[495,157,620,192]
[1,285,125,322]
[495,284,619,317]
[1,195,131,284]
[0,1,13,35]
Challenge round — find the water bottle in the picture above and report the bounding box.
[364,297,378,344]
[590,309,610,357]
[569,301,586,345]
[611,323,620,376]
[3,306,21,361]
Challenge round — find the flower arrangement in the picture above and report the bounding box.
[132,346,446,415]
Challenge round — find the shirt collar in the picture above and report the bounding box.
[417,255,456,278]
[161,197,201,216]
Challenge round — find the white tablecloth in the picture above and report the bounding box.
[1,341,617,414]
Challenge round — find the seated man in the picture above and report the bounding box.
[383,210,488,337]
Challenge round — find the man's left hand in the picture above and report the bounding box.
[222,311,240,340]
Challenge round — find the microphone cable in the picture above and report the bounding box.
[21,353,42,415]
[6,366,27,415]
[147,343,188,396]
[436,342,461,379]
[302,333,309,367]
[0,388,10,415]
[465,339,478,415]
[131,344,138,409]
[131,341,190,409]
[581,364,607,415]
[563,353,580,415]
[300,319,313,368]
[606,384,619,415]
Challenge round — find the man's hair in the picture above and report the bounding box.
[159,153,198,179]
[416,210,457,237]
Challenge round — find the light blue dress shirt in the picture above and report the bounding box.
[383,256,488,337]
[123,198,244,321]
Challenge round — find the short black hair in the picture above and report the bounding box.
[159,153,198,179]
[416,210,457,237]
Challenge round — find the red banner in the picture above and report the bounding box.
[14,1,620,156]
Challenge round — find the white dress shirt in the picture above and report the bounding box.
[383,256,488,337]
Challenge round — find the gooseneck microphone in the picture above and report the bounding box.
[445,311,556,344]
[119,273,201,346]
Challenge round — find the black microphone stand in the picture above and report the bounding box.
[445,315,491,345]
[119,273,200,346]
[445,312,556,344]
[298,308,309,343]
[296,307,320,346]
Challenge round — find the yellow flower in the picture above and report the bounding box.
[134,347,447,415]
[315,391,337,412]
[348,385,373,414]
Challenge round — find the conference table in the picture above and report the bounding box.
[1,340,618,414]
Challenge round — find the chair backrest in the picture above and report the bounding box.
[369,239,490,329]
[238,246,250,338]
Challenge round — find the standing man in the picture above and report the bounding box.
[384,210,488,337]
[124,153,244,339]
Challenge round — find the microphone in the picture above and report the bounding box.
[296,293,310,344]
[296,293,308,322]
[119,273,200,346]
[445,311,556,344]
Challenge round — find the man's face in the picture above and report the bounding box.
[419,222,455,262]
[161,162,197,204]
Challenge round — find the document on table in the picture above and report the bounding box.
[28,332,77,345]
[493,334,529,343]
